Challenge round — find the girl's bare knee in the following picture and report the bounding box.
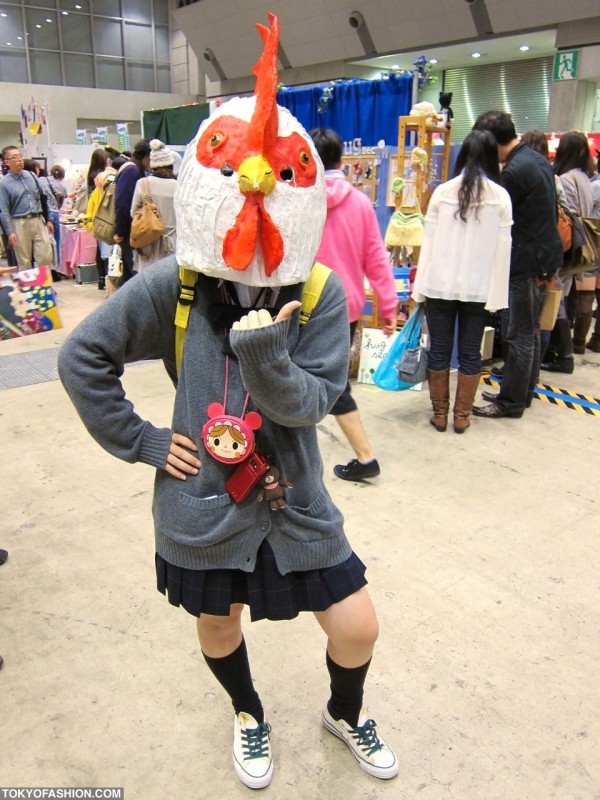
[197,605,243,642]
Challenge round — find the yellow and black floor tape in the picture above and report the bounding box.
[481,373,600,417]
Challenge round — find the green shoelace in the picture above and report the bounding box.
[242,722,272,760]
[350,719,384,757]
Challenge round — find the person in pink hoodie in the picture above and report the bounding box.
[310,128,398,481]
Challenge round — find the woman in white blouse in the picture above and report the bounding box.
[412,129,512,434]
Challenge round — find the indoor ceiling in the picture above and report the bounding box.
[172,0,599,84]
[351,29,558,75]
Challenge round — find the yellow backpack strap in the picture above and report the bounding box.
[175,267,199,375]
[175,262,330,373]
[299,262,332,325]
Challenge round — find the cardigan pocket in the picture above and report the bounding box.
[154,490,252,547]
[277,488,345,543]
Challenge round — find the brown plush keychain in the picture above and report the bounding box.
[257,466,293,510]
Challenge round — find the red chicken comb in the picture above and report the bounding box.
[248,12,279,153]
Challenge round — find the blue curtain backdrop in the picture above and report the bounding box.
[276,75,413,147]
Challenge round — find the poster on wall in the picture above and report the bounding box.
[0,266,62,341]
[92,127,108,145]
[20,96,50,156]
[116,123,130,153]
[341,155,379,203]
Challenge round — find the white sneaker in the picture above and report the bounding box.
[322,707,399,780]
[232,711,273,789]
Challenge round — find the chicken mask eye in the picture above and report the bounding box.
[299,151,311,166]
[210,132,225,148]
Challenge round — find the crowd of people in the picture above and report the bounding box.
[414,114,599,431]
[0,138,179,288]
[2,116,599,444]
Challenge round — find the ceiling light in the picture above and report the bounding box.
[429,58,438,64]
[46,18,52,22]
[6,41,12,46]
[0,12,7,17]
[17,35,22,39]
[36,24,42,28]
[62,10,68,14]
[391,64,399,70]
[472,52,481,58]
[75,4,82,8]
[520,45,530,52]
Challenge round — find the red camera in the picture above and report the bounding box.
[225,451,270,503]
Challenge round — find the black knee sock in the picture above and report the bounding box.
[202,638,264,723]
[326,651,371,728]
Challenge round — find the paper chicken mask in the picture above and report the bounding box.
[174,13,326,287]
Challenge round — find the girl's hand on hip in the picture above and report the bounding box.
[166,432,202,480]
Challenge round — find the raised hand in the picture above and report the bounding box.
[232,300,301,330]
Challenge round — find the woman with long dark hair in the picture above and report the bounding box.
[553,131,598,355]
[412,129,512,433]
[84,149,112,290]
[86,148,110,194]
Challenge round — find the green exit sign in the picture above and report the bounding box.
[553,50,579,81]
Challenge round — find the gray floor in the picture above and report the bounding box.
[1,279,599,800]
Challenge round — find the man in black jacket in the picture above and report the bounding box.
[471,111,563,419]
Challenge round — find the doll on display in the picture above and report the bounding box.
[439,92,454,128]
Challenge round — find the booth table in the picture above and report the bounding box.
[60,225,97,277]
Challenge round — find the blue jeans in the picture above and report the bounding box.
[497,276,547,412]
[49,210,60,268]
[425,298,489,375]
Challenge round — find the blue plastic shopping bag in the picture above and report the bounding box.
[373,304,426,391]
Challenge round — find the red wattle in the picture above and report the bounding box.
[222,199,259,270]
[257,204,284,276]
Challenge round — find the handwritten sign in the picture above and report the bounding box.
[357,328,398,385]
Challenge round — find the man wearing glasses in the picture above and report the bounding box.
[0,146,54,270]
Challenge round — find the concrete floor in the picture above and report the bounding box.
[1,278,599,800]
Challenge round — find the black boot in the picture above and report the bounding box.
[97,259,108,290]
[541,319,574,373]
[573,291,595,354]
[586,289,600,352]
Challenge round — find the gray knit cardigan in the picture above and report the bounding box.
[58,256,353,575]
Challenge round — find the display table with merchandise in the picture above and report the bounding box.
[60,225,97,277]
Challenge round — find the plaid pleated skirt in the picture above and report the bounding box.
[155,539,367,622]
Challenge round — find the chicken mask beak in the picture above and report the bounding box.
[238,155,276,196]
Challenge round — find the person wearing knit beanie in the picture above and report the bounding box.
[149,139,176,172]
[129,139,178,271]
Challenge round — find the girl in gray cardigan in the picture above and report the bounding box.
[58,11,398,791]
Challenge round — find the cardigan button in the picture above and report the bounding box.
[260,523,268,532]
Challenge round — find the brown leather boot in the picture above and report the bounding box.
[427,368,450,432]
[453,372,481,434]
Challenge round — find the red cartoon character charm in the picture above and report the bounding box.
[201,402,262,464]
